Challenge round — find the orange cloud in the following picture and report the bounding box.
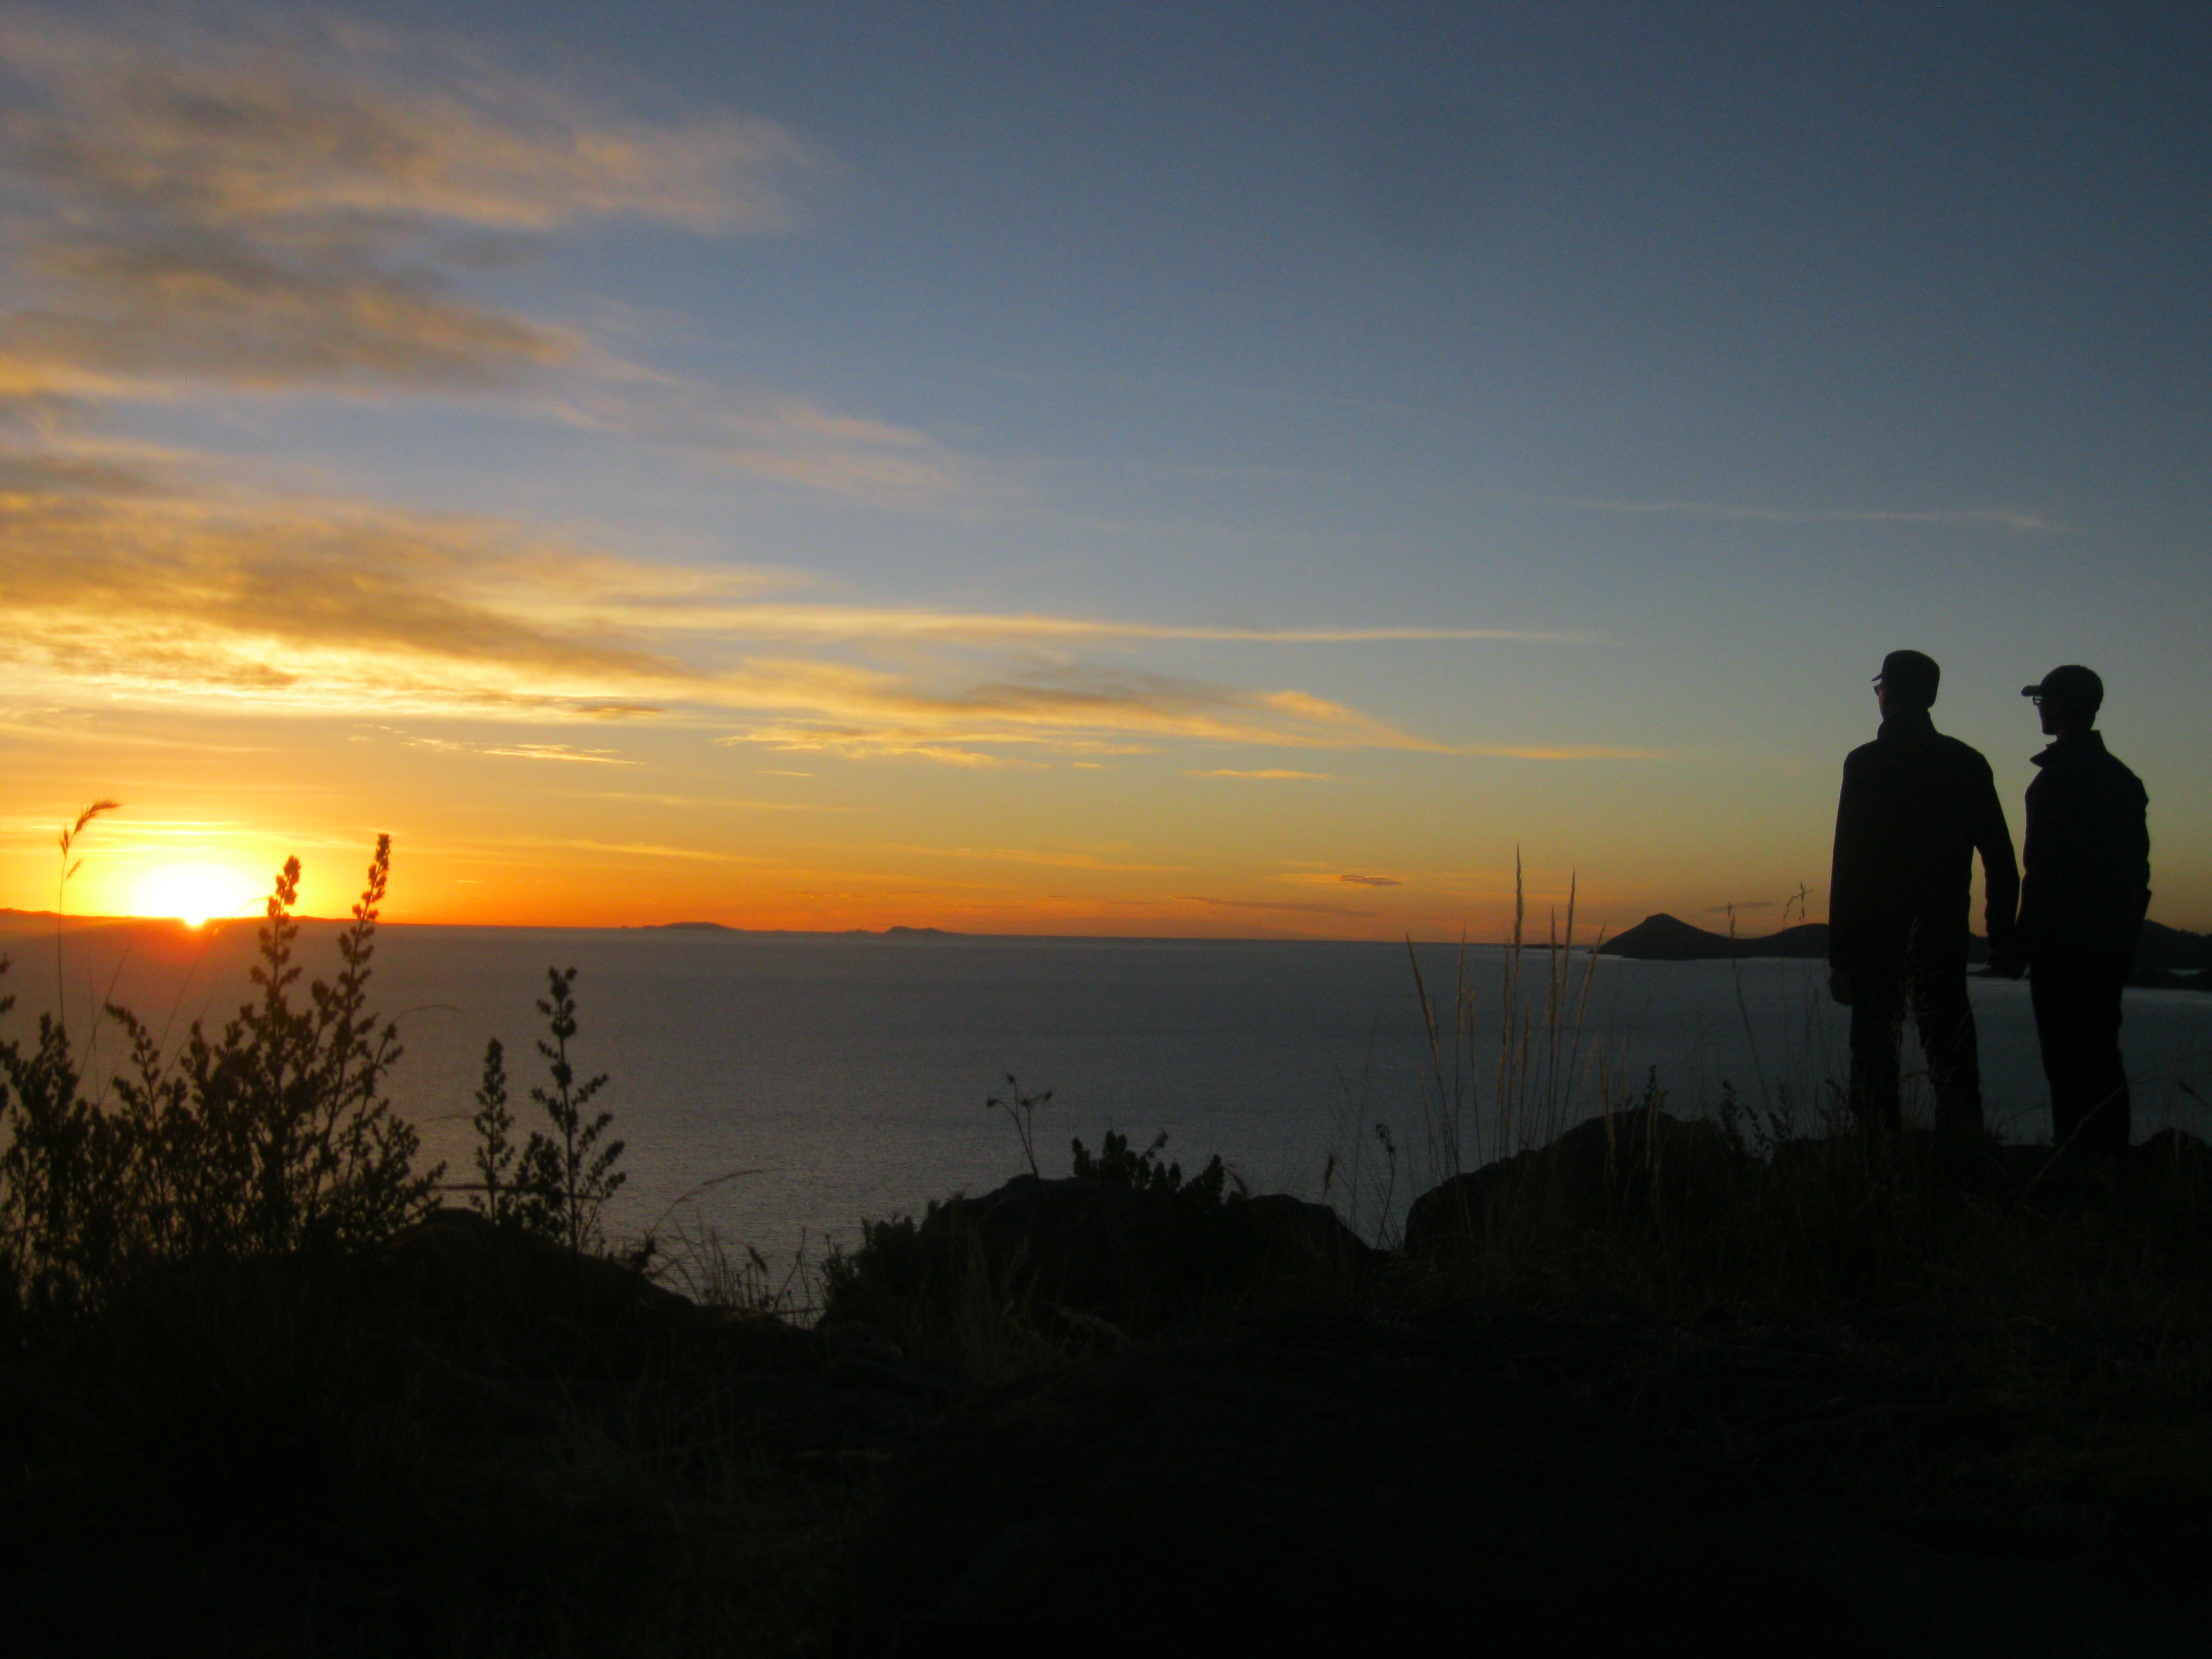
[1,463,1634,768]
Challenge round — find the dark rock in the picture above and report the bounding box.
[1403,1109,1741,1260]
[383,1206,696,1323]
[1241,1192,1374,1269]
[2133,1127,2212,1172]
[2136,920,2212,974]
[848,1307,2212,1656]
[834,1176,1373,1335]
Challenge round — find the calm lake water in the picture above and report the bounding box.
[10,918,2212,1263]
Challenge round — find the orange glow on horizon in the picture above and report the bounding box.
[127,863,263,930]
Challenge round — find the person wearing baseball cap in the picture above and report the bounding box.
[1828,650,2020,1135]
[2015,665,2151,1154]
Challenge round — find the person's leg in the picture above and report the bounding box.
[2075,951,2132,1154]
[1848,963,1906,1132]
[2031,954,2107,1151]
[1910,962,1984,1137]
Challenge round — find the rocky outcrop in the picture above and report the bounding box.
[383,1205,696,1323]
[826,1174,1374,1337]
[1403,1108,1742,1260]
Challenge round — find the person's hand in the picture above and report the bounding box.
[1828,967,1854,1006]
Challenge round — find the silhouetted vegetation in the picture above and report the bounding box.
[4,826,2208,1651]
[465,968,627,1254]
[0,836,822,1655]
[1,837,436,1315]
[817,1118,1364,1377]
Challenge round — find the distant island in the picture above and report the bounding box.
[1599,914,1830,962]
[1601,912,2209,989]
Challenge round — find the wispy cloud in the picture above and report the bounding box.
[0,8,1630,788]
[718,664,1457,761]
[490,836,763,864]
[877,844,1185,873]
[1187,768,1334,781]
[0,11,813,398]
[0,8,995,508]
[0,461,1630,764]
[544,376,1005,510]
[521,596,1585,646]
[415,739,637,765]
[1457,744,1671,761]
[1535,495,2057,535]
[561,790,855,814]
[1175,895,1378,916]
[1275,869,1403,889]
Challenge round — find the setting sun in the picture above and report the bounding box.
[131,864,259,928]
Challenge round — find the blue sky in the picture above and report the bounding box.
[3,1,2205,932]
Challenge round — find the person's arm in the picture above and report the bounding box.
[1829,753,1869,1001]
[1972,760,2021,971]
[2121,770,2152,931]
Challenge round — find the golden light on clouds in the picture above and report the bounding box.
[0,458,1573,762]
[0,7,1679,938]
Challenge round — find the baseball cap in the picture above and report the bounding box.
[2022,664,2103,713]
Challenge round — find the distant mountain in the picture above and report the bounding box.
[2137,920,2212,974]
[1601,912,2209,986]
[881,926,952,937]
[2132,922,2210,990]
[1599,914,1830,962]
[652,921,737,932]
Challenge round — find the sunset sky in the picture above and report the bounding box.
[3,1,2206,938]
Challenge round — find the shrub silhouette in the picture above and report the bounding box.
[467,968,627,1253]
[0,837,440,1313]
[1071,1126,1229,1203]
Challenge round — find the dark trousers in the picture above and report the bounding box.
[1848,950,1983,1133]
[2029,950,2132,1154]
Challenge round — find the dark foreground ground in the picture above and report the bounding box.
[6,1258,2208,1657]
[848,1304,2210,1657]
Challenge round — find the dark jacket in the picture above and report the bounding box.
[1829,708,2019,969]
[2018,729,2150,961]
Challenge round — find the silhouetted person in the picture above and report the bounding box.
[1828,650,2018,1134]
[2016,665,2150,1155]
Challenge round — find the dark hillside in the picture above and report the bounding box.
[1600,914,1830,961]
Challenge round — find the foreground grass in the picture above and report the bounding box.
[1401,1117,2212,1571]
[822,1105,2212,1568]
[23,831,2199,1645]
[4,1110,2208,1654]
[0,1228,870,1657]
